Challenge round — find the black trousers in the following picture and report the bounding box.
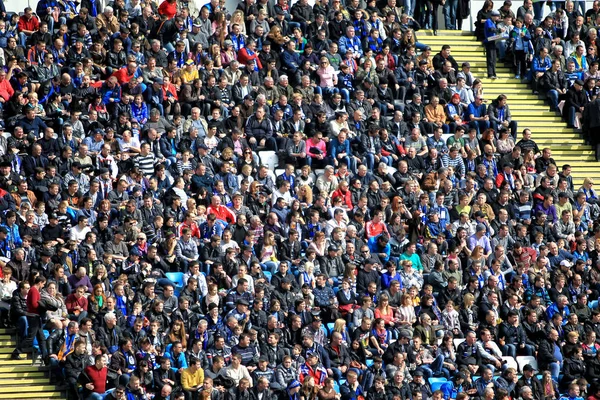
[485,41,497,78]
[15,314,47,358]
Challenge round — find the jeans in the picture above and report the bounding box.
[415,42,429,51]
[418,354,445,379]
[381,155,394,166]
[522,344,536,356]
[547,89,560,110]
[549,361,561,382]
[443,0,458,29]
[494,120,518,139]
[306,156,327,169]
[501,343,517,359]
[468,120,490,136]
[331,367,344,381]
[261,261,279,274]
[86,394,104,400]
[364,153,376,170]
[533,1,545,22]
[165,42,175,53]
[497,40,507,60]
[16,315,47,358]
[70,310,89,324]
[340,88,351,103]
[405,0,416,17]
[164,156,177,168]
[315,86,339,99]
[566,105,580,127]
[334,156,356,173]
[18,32,29,47]
[16,316,28,346]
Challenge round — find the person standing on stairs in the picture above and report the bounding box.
[11,275,48,362]
[583,95,600,160]
[484,10,503,79]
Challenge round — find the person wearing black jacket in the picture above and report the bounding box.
[516,364,544,400]
[97,312,124,354]
[64,340,90,393]
[325,332,351,381]
[432,45,460,71]
[9,282,28,336]
[541,59,568,111]
[456,331,486,373]
[153,356,178,392]
[564,79,587,128]
[538,329,561,381]
[561,347,586,391]
[498,311,531,358]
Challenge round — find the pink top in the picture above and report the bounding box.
[305,138,327,159]
[317,65,337,88]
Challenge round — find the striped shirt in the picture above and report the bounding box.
[134,153,156,177]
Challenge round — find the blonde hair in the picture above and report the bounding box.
[333,318,346,333]
[298,185,313,205]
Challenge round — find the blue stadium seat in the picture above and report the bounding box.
[165,272,185,291]
[326,323,335,336]
[333,381,340,393]
[263,271,272,282]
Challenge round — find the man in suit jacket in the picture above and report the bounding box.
[232,75,256,105]
[22,143,49,177]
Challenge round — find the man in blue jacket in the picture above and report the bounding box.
[280,40,302,86]
[484,10,503,79]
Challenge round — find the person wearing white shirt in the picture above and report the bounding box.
[70,216,92,244]
[220,353,253,386]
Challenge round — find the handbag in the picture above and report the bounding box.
[350,360,362,369]
[38,296,60,312]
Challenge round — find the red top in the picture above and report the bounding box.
[158,1,177,18]
[84,365,107,394]
[18,16,39,33]
[27,286,40,314]
[65,294,89,314]
[112,67,136,85]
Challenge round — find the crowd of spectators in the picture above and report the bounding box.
[0,0,598,400]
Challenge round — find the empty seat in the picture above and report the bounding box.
[516,356,538,373]
[259,150,278,170]
[502,356,518,372]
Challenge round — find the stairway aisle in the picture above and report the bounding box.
[0,328,65,399]
[422,30,596,187]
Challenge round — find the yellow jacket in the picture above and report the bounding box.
[181,367,204,391]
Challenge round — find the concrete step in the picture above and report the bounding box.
[0,392,62,399]
[0,378,50,385]
[0,372,45,379]
[0,366,48,373]
[0,385,58,393]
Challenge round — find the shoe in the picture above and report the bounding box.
[11,353,24,360]
[491,76,497,79]
[433,30,438,36]
[515,75,521,79]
